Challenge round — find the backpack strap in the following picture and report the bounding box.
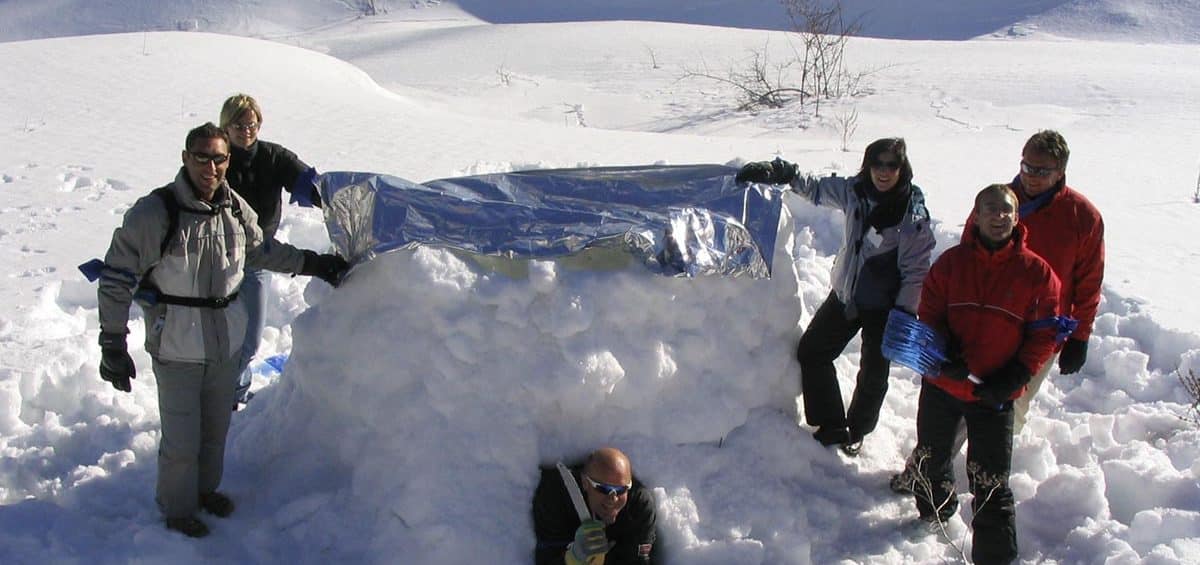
[135,186,241,308]
[150,186,180,257]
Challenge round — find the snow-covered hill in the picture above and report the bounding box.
[4,0,1200,43]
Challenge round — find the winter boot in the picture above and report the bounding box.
[200,491,235,518]
[166,516,210,538]
[812,425,850,447]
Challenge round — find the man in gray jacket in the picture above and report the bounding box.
[96,122,346,537]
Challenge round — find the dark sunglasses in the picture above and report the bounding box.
[871,159,901,172]
[189,151,230,165]
[583,474,631,496]
[1020,160,1059,177]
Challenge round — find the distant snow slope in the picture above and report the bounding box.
[2,11,1199,563]
[2,0,1200,43]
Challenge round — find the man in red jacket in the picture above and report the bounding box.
[892,130,1106,495]
[911,184,1060,564]
[988,130,1105,431]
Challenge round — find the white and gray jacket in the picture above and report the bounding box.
[790,172,935,317]
[98,170,306,363]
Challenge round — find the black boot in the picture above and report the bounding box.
[839,429,864,456]
[200,491,235,518]
[812,425,850,446]
[165,516,210,538]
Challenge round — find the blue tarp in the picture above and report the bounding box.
[316,165,787,278]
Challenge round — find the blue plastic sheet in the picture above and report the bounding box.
[316,165,786,278]
[1029,315,1081,344]
[881,309,947,376]
[263,354,288,374]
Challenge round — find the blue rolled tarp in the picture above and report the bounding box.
[316,165,787,278]
[881,308,947,377]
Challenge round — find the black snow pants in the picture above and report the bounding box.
[913,380,1018,565]
[797,292,891,437]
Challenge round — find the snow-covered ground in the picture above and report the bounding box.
[1,1,1198,563]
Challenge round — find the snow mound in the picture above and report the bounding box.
[231,220,802,560]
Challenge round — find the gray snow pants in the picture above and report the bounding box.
[152,355,238,519]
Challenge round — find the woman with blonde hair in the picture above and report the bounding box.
[220,93,324,407]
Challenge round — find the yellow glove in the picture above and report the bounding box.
[564,519,609,565]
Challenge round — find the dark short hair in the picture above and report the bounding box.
[1022,130,1069,169]
[184,122,229,151]
[858,137,914,187]
[974,183,1018,210]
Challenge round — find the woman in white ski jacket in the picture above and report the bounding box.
[737,138,935,455]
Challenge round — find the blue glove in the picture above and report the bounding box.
[98,331,135,393]
[566,519,609,565]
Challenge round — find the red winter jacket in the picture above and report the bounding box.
[964,178,1104,340]
[920,224,1061,402]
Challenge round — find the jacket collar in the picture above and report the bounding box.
[174,168,233,211]
[963,221,1027,261]
[1010,174,1065,219]
[231,141,259,167]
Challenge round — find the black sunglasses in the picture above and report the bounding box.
[189,151,230,165]
[583,474,631,496]
[871,159,901,172]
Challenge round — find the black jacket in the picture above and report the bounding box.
[532,465,658,565]
[226,140,319,240]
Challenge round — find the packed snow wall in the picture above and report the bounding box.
[229,166,805,561]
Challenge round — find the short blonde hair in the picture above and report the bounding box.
[219,93,262,129]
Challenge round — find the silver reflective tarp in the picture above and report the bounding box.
[317,164,786,278]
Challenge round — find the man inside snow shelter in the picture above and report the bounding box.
[533,447,660,565]
[95,122,348,538]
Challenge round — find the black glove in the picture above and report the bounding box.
[1058,338,1087,375]
[941,357,970,381]
[98,331,135,393]
[973,359,1032,406]
[736,158,797,185]
[940,340,970,381]
[301,250,349,287]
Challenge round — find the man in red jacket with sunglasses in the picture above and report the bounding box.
[985,130,1105,431]
[910,183,1060,564]
[892,130,1106,497]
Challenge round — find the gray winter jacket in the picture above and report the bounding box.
[98,169,306,363]
[790,173,934,317]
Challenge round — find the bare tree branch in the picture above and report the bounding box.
[676,0,876,120]
[1179,369,1200,425]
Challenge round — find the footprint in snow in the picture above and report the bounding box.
[57,172,95,192]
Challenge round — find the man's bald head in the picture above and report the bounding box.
[584,447,631,479]
[582,447,633,524]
